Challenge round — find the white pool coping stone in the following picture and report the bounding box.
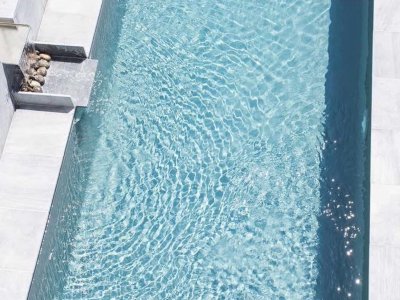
[14,92,75,109]
[0,0,103,298]
[0,109,74,300]
[36,0,103,57]
[370,0,400,299]
[0,23,29,65]
[42,59,98,106]
[0,0,18,22]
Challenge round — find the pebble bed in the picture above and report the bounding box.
[20,50,52,93]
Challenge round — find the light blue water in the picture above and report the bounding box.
[30,0,371,299]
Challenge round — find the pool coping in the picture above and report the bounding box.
[0,108,75,299]
[369,0,400,299]
[0,0,103,299]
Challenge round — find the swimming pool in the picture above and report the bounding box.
[29,0,372,299]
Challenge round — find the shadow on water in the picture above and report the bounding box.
[316,1,373,299]
[28,1,128,299]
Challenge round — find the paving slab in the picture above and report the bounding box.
[0,0,18,22]
[370,0,400,299]
[369,245,400,300]
[36,0,103,57]
[0,0,48,39]
[0,109,74,299]
[0,208,48,271]
[0,23,29,64]
[0,269,32,300]
[2,109,73,157]
[370,184,400,247]
[372,77,400,130]
[371,129,400,185]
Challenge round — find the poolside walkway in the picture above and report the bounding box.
[0,0,18,22]
[36,0,103,57]
[0,0,102,298]
[370,0,400,299]
[0,109,74,299]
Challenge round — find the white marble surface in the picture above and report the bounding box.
[372,77,400,130]
[0,24,29,65]
[36,0,103,56]
[374,0,400,32]
[369,245,400,300]
[0,269,32,300]
[0,0,47,39]
[371,129,400,185]
[0,64,14,157]
[0,109,74,300]
[14,92,75,109]
[0,0,18,22]
[43,59,98,106]
[370,0,400,299]
[370,185,400,246]
[373,32,400,79]
[14,0,48,39]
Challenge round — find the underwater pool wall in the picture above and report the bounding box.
[316,0,373,299]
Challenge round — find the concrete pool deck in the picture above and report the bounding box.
[370,0,400,299]
[36,0,103,57]
[0,0,102,298]
[0,0,18,22]
[0,109,74,299]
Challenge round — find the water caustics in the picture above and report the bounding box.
[29,0,371,299]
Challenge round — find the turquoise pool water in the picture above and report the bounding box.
[30,0,372,299]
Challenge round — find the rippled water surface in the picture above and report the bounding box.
[30,0,371,299]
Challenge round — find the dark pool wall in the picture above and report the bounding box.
[27,1,128,299]
[317,1,373,299]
